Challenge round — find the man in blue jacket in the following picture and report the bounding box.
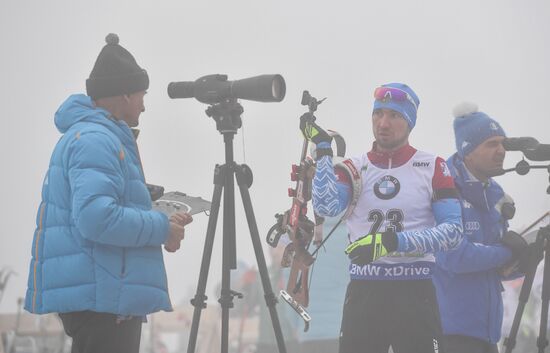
[433,103,527,353]
[25,33,192,353]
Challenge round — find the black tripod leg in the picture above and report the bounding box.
[537,230,550,353]
[504,234,545,353]
[187,164,225,353]
[236,164,288,353]
[220,161,237,353]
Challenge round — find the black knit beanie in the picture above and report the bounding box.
[86,33,149,99]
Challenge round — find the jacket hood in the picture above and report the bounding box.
[55,94,112,133]
[54,94,134,146]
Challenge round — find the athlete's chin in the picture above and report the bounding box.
[376,137,395,147]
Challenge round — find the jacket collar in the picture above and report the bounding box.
[367,143,417,169]
[448,153,503,212]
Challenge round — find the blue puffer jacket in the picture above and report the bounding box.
[25,94,171,316]
[433,153,513,344]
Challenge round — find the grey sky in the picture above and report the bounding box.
[1,0,549,313]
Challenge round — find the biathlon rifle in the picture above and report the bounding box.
[266,90,345,331]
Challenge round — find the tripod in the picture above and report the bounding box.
[504,225,550,353]
[186,99,287,353]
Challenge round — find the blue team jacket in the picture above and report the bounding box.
[25,94,172,316]
[433,153,513,344]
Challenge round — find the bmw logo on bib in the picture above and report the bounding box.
[374,175,400,200]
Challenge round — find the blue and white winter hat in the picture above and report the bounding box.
[453,102,506,158]
[373,83,420,130]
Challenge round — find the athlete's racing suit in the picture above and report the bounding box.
[313,143,463,353]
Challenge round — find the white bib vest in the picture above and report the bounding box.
[346,150,438,279]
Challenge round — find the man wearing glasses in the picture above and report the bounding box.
[300,83,464,353]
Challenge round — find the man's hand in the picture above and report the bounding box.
[165,212,193,253]
[170,212,193,227]
[501,231,528,257]
[165,222,184,252]
[500,231,541,275]
[345,231,398,266]
[299,113,332,145]
[499,230,530,275]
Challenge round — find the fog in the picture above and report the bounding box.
[1,0,549,314]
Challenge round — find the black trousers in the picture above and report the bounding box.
[339,279,444,353]
[442,335,499,353]
[59,311,142,353]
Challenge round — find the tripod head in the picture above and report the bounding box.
[205,98,244,135]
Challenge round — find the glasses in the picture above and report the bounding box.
[374,86,418,112]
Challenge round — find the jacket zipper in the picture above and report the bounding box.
[120,130,141,278]
[32,202,46,312]
[482,182,490,210]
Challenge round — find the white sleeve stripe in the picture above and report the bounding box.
[399,223,464,253]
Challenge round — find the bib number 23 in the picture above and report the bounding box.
[368,209,404,234]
